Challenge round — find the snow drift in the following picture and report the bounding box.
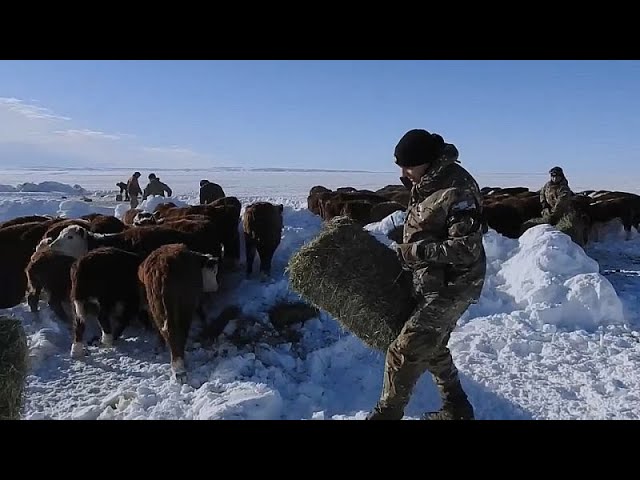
[16,182,87,195]
[114,195,190,220]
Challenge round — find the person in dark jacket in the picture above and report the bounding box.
[143,173,172,200]
[199,179,226,205]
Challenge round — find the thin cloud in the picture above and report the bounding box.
[0,97,222,168]
[55,129,122,141]
[141,146,200,156]
[0,97,71,121]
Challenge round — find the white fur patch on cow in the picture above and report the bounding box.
[73,300,84,319]
[171,358,187,384]
[74,298,99,321]
[133,212,155,226]
[49,225,90,258]
[172,358,186,374]
[202,266,219,292]
[172,358,187,384]
[101,332,113,347]
[34,237,52,253]
[70,342,84,358]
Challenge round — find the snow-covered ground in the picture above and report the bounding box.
[1,171,640,420]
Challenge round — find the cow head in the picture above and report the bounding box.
[49,225,90,258]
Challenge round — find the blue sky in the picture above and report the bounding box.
[1,60,639,180]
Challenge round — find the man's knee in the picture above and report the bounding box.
[388,324,446,371]
[390,292,475,361]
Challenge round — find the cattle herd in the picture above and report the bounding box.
[0,196,284,383]
[1,181,639,384]
[307,183,640,242]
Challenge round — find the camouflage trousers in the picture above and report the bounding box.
[372,289,477,419]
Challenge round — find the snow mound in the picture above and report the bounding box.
[57,200,115,219]
[113,196,191,220]
[140,195,190,213]
[0,199,61,222]
[477,225,625,331]
[17,182,87,195]
[114,203,130,220]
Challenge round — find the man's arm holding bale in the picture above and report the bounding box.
[397,188,483,266]
[540,184,551,217]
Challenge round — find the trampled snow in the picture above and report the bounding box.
[2,170,640,420]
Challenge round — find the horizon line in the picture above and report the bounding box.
[0,166,581,177]
[0,165,397,174]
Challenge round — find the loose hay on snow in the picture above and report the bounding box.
[0,316,28,420]
[269,301,319,330]
[556,210,589,246]
[287,216,416,351]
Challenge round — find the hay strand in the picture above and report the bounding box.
[269,302,319,330]
[287,216,416,351]
[0,316,28,420]
[556,210,588,246]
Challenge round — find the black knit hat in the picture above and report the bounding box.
[549,166,564,175]
[394,129,446,167]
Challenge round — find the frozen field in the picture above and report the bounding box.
[1,169,639,420]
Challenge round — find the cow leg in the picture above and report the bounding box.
[97,303,114,347]
[196,295,209,325]
[112,300,138,342]
[71,300,93,358]
[61,300,74,324]
[25,267,42,314]
[621,213,633,240]
[224,228,241,269]
[27,285,42,314]
[49,296,71,323]
[245,233,257,277]
[138,309,153,331]
[257,245,276,281]
[166,304,194,384]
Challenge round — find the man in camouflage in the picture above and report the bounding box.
[367,129,486,421]
[540,166,574,223]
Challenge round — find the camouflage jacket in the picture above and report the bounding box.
[143,179,172,199]
[540,178,573,217]
[400,145,486,295]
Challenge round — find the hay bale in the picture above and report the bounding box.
[287,216,416,351]
[0,316,28,420]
